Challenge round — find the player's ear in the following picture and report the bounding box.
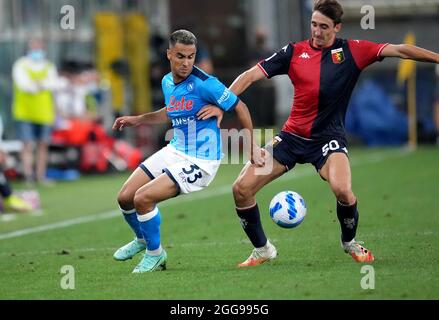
[334,23,342,33]
[166,48,171,61]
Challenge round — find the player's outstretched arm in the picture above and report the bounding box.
[112,107,169,131]
[229,65,266,96]
[381,44,439,63]
[234,100,264,167]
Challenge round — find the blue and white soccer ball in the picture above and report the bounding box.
[269,191,307,229]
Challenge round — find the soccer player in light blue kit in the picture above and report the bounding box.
[112,30,263,273]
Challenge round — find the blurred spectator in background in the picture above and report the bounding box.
[0,115,32,213]
[54,60,101,132]
[195,39,214,74]
[247,27,273,67]
[434,65,439,145]
[0,149,32,213]
[242,27,276,127]
[54,59,114,146]
[12,38,59,185]
[52,60,140,174]
[150,34,169,108]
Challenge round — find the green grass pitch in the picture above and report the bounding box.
[0,147,438,299]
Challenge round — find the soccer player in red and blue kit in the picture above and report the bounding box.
[229,0,439,266]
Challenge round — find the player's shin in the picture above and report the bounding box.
[120,207,143,240]
[236,203,268,248]
[137,207,162,255]
[337,200,359,242]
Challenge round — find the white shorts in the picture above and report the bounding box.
[140,145,221,194]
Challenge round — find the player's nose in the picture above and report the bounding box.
[313,27,321,37]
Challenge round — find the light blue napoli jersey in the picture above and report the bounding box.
[162,66,239,160]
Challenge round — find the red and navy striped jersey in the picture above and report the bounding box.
[258,38,388,139]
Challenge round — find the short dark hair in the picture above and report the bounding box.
[169,29,197,47]
[313,0,343,25]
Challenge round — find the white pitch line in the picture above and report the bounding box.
[0,214,17,222]
[0,149,409,241]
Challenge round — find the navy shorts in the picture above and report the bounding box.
[264,131,349,171]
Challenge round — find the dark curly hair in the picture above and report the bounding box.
[313,0,344,25]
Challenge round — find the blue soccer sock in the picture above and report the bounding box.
[337,200,359,243]
[236,203,267,248]
[120,207,143,240]
[137,207,162,255]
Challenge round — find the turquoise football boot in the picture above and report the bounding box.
[113,239,146,261]
[132,250,167,273]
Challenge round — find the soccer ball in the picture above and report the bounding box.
[269,191,307,228]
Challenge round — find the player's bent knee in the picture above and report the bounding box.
[134,191,155,213]
[332,184,355,203]
[232,179,254,201]
[117,189,134,209]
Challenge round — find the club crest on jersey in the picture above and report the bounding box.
[331,48,345,64]
[187,81,194,92]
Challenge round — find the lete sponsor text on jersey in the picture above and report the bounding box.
[167,96,194,112]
